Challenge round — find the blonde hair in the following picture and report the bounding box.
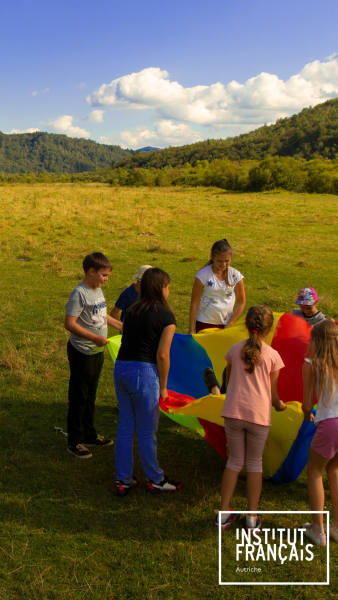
[309,320,338,405]
[241,306,274,374]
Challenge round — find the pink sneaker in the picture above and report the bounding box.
[215,509,241,530]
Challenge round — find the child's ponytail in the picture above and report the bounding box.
[241,306,274,373]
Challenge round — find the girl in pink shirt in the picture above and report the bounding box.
[216,306,287,531]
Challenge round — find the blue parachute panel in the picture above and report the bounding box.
[168,333,213,399]
[269,415,317,483]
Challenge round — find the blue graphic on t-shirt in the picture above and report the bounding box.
[91,299,107,328]
[207,280,214,287]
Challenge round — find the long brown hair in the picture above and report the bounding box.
[241,306,274,374]
[204,239,233,286]
[128,267,172,316]
[309,320,338,405]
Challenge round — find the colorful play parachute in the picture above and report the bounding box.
[108,313,317,483]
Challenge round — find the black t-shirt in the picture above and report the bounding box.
[116,302,176,365]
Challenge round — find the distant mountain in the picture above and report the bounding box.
[113,98,338,172]
[0,131,132,173]
[136,146,161,153]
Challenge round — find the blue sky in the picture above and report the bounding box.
[1,0,338,148]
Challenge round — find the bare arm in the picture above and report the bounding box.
[270,370,287,411]
[156,324,176,399]
[65,315,108,347]
[302,362,315,421]
[189,278,204,334]
[224,279,246,328]
[107,314,123,332]
[110,306,122,322]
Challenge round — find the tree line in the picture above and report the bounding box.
[115,98,338,171]
[0,132,131,174]
[1,156,338,195]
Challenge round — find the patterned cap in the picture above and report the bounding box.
[133,265,153,281]
[295,287,318,306]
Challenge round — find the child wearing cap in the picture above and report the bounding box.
[110,265,153,323]
[292,287,328,326]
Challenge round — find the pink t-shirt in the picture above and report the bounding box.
[221,340,285,426]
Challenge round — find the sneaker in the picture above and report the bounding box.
[304,523,326,546]
[215,509,241,530]
[84,435,114,448]
[67,444,92,459]
[246,515,262,532]
[115,476,139,497]
[203,368,220,394]
[329,523,338,543]
[146,476,182,494]
[324,523,338,543]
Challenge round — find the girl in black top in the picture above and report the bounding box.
[114,268,182,496]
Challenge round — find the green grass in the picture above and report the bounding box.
[0,184,338,599]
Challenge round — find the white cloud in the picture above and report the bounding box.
[9,127,40,134]
[31,87,49,97]
[98,136,110,144]
[116,120,202,148]
[87,109,105,122]
[86,56,338,127]
[47,115,90,138]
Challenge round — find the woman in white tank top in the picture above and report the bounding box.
[188,239,245,334]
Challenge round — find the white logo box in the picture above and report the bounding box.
[218,510,330,586]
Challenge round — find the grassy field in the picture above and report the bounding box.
[0,183,338,599]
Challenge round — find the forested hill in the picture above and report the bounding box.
[113,98,338,171]
[0,132,131,173]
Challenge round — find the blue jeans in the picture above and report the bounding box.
[114,360,164,484]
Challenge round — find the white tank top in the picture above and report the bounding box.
[305,358,338,423]
[195,265,244,325]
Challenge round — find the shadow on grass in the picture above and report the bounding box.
[0,394,336,600]
[0,396,229,542]
[0,391,325,542]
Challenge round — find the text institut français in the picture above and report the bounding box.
[235,528,314,564]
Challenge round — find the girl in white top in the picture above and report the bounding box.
[302,320,338,546]
[189,239,245,334]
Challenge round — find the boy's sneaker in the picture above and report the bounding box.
[67,444,92,459]
[215,509,241,530]
[146,476,182,494]
[246,515,262,532]
[304,523,326,546]
[203,368,220,393]
[115,476,139,497]
[84,435,114,448]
